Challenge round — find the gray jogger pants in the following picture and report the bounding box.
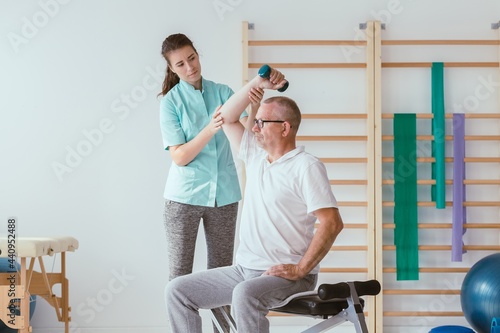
[165,264,317,333]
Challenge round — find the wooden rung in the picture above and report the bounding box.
[381,40,500,46]
[384,311,464,317]
[383,223,500,229]
[464,179,500,185]
[462,223,500,228]
[331,245,368,251]
[330,179,368,185]
[382,201,500,207]
[382,135,500,141]
[321,268,368,273]
[249,40,367,46]
[383,267,469,273]
[249,63,367,69]
[465,135,500,140]
[382,62,499,68]
[383,245,500,251]
[383,157,500,163]
[338,201,367,207]
[342,223,368,229]
[383,289,460,295]
[464,157,500,162]
[297,135,367,141]
[464,201,500,207]
[464,245,500,250]
[461,114,500,119]
[382,179,500,185]
[320,157,368,163]
[382,113,500,119]
[302,113,368,119]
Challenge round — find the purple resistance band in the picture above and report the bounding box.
[452,113,467,261]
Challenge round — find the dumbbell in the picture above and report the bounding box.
[258,64,289,92]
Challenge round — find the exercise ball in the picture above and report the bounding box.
[0,259,37,333]
[429,325,474,332]
[461,253,500,333]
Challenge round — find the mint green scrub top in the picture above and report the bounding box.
[159,78,243,207]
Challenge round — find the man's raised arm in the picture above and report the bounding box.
[219,69,286,151]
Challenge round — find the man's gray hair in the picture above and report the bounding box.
[263,96,301,130]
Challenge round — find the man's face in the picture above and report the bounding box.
[252,102,285,150]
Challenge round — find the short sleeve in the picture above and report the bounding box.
[159,96,186,150]
[301,161,338,213]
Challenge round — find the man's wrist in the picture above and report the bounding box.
[296,264,310,278]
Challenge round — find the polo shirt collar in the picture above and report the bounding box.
[268,146,305,164]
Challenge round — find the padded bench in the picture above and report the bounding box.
[212,280,381,333]
[0,236,79,333]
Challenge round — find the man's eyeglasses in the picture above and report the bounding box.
[253,118,285,129]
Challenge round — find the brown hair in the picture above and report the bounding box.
[158,33,198,97]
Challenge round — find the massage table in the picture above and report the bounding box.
[0,236,79,333]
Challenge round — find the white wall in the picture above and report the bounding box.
[1,0,499,332]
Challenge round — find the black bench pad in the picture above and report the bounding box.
[271,295,364,316]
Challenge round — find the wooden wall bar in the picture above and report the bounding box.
[243,20,500,332]
[242,20,378,331]
[379,29,500,330]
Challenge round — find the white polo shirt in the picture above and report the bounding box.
[235,130,338,274]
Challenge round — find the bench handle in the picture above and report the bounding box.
[318,279,381,300]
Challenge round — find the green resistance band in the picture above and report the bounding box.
[431,62,446,209]
[394,113,419,280]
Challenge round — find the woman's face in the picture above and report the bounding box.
[167,45,202,89]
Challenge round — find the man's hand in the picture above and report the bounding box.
[262,264,307,281]
[248,87,264,106]
[257,69,287,91]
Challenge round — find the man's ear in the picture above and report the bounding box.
[282,121,292,137]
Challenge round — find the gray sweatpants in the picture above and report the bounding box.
[165,264,317,333]
[163,200,238,281]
